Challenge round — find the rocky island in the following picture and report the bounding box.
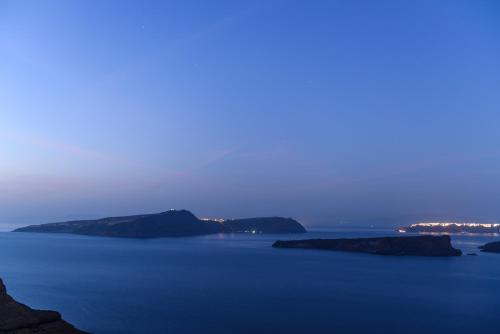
[273,235,462,256]
[13,210,306,238]
[479,241,500,253]
[0,279,86,334]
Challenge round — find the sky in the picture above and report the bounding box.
[1,0,500,228]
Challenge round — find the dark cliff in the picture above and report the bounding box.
[273,235,462,257]
[0,279,86,334]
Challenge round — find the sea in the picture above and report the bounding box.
[0,229,499,334]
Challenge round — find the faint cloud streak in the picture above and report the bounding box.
[1,130,182,177]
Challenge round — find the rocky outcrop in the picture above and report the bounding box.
[0,279,86,334]
[479,241,500,253]
[13,210,306,238]
[272,235,462,257]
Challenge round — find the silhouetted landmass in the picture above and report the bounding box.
[479,241,500,253]
[13,210,306,238]
[14,210,222,238]
[0,279,87,334]
[273,235,462,257]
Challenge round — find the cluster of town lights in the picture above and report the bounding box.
[200,218,226,223]
[410,222,500,228]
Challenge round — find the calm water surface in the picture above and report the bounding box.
[0,229,499,334]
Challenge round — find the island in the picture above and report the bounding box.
[398,222,500,234]
[0,279,86,334]
[13,210,306,238]
[272,235,462,256]
[479,241,500,253]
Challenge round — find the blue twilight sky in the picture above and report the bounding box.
[1,0,500,228]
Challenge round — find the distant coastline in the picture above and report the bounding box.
[398,222,500,234]
[13,209,306,238]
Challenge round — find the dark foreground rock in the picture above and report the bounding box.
[0,279,87,334]
[479,241,500,253]
[272,235,462,257]
[13,210,306,238]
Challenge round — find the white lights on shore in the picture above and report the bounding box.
[410,222,500,228]
[200,218,226,223]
